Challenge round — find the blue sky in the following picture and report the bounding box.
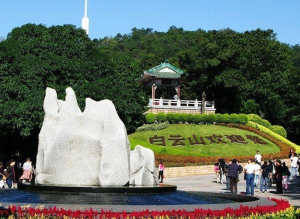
[0,0,299,45]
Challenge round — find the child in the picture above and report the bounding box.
[214,163,220,183]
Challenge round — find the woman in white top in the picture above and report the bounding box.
[19,158,32,182]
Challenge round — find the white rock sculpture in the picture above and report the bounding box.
[130,145,158,186]
[36,87,130,186]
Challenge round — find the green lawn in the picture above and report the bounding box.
[129,124,280,157]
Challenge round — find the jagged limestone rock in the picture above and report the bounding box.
[130,145,158,186]
[36,87,130,186]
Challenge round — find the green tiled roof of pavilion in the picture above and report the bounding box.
[146,62,184,78]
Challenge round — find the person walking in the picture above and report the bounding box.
[255,151,262,165]
[19,158,33,182]
[254,161,261,188]
[214,162,220,183]
[158,161,164,183]
[228,159,241,194]
[218,158,226,184]
[260,161,272,193]
[275,160,283,194]
[290,153,298,178]
[282,162,290,191]
[6,159,16,189]
[225,160,232,190]
[244,158,255,196]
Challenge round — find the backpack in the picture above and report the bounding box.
[238,165,243,174]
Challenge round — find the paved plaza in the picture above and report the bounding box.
[165,174,300,207]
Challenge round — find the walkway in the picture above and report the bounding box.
[165,174,300,207]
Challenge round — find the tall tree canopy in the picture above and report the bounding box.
[0,24,146,157]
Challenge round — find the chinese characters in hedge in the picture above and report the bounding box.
[149,134,268,146]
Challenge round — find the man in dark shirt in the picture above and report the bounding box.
[260,161,272,193]
[228,159,241,194]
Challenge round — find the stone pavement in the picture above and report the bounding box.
[164,174,300,207]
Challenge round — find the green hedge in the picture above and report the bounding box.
[247,121,300,153]
[145,113,156,124]
[145,113,248,125]
[270,125,287,138]
[247,114,272,128]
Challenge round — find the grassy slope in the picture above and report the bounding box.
[129,124,280,157]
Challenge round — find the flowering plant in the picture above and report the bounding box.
[5,198,300,219]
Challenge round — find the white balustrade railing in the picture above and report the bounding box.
[148,98,215,110]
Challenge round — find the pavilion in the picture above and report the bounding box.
[138,62,216,114]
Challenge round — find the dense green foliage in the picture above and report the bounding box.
[270,125,288,138]
[145,113,248,125]
[247,114,272,128]
[0,24,146,157]
[96,27,300,144]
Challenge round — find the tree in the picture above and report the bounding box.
[0,24,147,158]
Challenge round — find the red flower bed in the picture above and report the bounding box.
[6,198,290,219]
[155,124,293,167]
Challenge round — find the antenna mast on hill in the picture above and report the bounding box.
[82,0,89,35]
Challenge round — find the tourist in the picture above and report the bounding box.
[218,158,226,184]
[254,151,262,165]
[158,161,164,183]
[19,158,33,183]
[6,159,16,189]
[0,162,5,188]
[254,161,261,187]
[214,162,220,183]
[228,159,241,194]
[260,161,271,193]
[268,160,275,187]
[282,162,290,191]
[275,160,283,194]
[290,153,298,178]
[289,149,293,159]
[244,158,255,196]
[224,160,232,190]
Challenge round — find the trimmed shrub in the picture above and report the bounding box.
[247,114,271,128]
[194,114,202,124]
[199,114,208,123]
[156,113,167,123]
[215,114,223,123]
[136,123,168,132]
[229,114,239,124]
[186,114,195,124]
[270,125,287,138]
[145,113,156,124]
[222,114,231,123]
[206,114,216,124]
[167,113,176,124]
[179,113,188,123]
[236,114,248,125]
